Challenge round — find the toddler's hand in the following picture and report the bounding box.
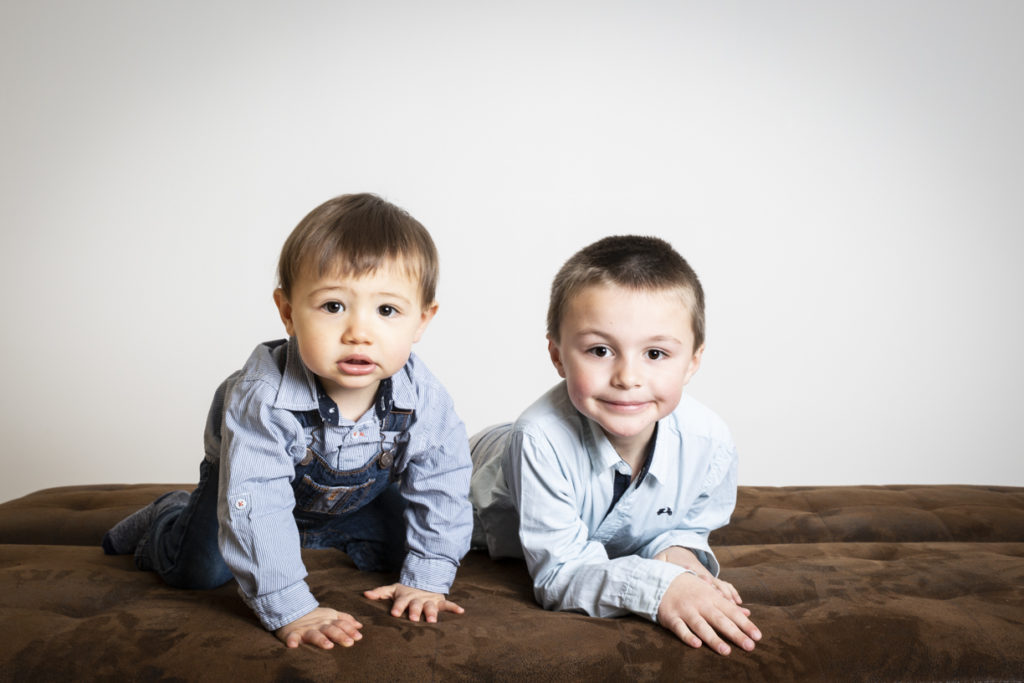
[274,606,363,649]
[657,572,761,655]
[654,545,743,605]
[364,582,464,623]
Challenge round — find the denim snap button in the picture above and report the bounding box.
[378,450,394,469]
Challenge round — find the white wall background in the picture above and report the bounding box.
[1,1,1021,502]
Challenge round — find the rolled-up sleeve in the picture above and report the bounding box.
[397,381,473,594]
[217,377,316,631]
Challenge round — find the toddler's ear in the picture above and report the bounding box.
[547,336,567,378]
[273,289,296,337]
[412,302,439,343]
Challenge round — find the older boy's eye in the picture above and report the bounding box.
[378,305,398,317]
[646,349,667,360]
[322,301,343,314]
[588,346,610,358]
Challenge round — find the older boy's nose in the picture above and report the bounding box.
[611,358,641,388]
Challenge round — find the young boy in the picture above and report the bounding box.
[470,235,762,656]
[103,193,472,649]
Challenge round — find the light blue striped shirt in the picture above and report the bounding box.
[470,382,737,623]
[206,338,472,630]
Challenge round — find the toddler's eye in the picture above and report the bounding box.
[646,349,667,360]
[588,346,610,358]
[378,305,398,317]
[322,301,343,314]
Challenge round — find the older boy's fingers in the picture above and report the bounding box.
[665,618,703,649]
[713,607,761,650]
[691,617,732,656]
[708,613,755,652]
[715,578,742,604]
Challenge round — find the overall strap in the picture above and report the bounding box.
[374,377,415,433]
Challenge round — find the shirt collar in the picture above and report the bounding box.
[584,417,622,472]
[646,418,677,485]
[386,356,418,413]
[584,415,659,486]
[273,337,321,412]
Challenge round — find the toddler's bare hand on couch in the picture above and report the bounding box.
[275,607,363,649]
[364,582,465,623]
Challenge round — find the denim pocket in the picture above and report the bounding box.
[293,475,376,515]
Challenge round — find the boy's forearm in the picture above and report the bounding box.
[642,530,720,576]
[531,552,688,623]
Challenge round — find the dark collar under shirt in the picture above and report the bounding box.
[313,377,395,427]
[605,423,658,518]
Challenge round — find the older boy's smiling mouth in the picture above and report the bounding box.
[598,399,652,413]
[338,355,377,375]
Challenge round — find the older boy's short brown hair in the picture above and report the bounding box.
[547,235,705,350]
[277,193,438,307]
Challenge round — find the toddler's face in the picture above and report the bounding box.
[548,283,703,455]
[274,259,437,419]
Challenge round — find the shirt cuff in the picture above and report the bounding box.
[243,579,320,631]
[627,559,689,623]
[399,554,459,594]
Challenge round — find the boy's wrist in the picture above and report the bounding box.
[244,580,320,631]
[399,555,457,595]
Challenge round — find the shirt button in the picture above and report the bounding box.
[234,498,247,510]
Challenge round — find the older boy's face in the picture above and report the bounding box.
[548,283,703,456]
[274,260,437,419]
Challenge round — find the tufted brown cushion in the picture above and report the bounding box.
[1,484,1022,681]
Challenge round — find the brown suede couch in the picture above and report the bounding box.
[1,484,1022,681]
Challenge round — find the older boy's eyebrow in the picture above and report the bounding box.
[575,329,684,346]
[646,334,685,345]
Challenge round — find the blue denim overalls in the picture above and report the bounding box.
[136,378,412,588]
[290,384,412,572]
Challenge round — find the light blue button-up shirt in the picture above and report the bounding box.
[470,382,737,623]
[207,338,472,630]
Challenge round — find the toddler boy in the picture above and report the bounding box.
[470,235,762,655]
[104,193,472,649]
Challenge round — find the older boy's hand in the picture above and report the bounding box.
[657,572,761,655]
[654,545,743,605]
[364,583,464,623]
[275,607,363,649]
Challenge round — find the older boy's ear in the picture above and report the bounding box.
[412,302,439,343]
[547,336,567,378]
[683,344,705,385]
[273,288,296,337]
